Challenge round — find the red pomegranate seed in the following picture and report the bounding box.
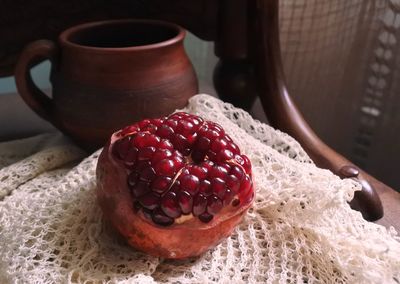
[204,129,221,140]
[141,207,152,220]
[139,119,150,128]
[224,189,235,206]
[234,155,252,174]
[189,165,208,179]
[155,159,176,176]
[217,149,234,162]
[139,166,156,182]
[151,176,172,194]
[195,136,211,152]
[152,208,174,226]
[138,146,156,161]
[139,192,160,210]
[208,165,229,179]
[220,163,231,172]
[170,181,181,194]
[227,141,240,154]
[142,124,157,133]
[166,119,178,129]
[226,174,240,193]
[120,125,139,136]
[241,155,252,173]
[199,212,213,223]
[158,139,174,150]
[193,193,207,216]
[171,155,184,170]
[150,118,164,127]
[199,180,212,196]
[207,195,223,215]
[201,160,214,171]
[177,120,195,135]
[151,149,173,165]
[156,124,174,138]
[239,175,252,196]
[230,165,244,180]
[124,146,139,166]
[134,133,160,148]
[132,181,149,198]
[210,138,228,153]
[161,191,182,218]
[133,160,151,173]
[180,174,200,195]
[207,150,217,161]
[127,172,139,187]
[173,134,189,153]
[211,178,226,199]
[178,191,193,214]
[113,136,132,159]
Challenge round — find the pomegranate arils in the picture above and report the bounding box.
[110,112,253,227]
[161,192,182,218]
[207,195,223,215]
[230,165,244,180]
[180,174,200,195]
[208,165,229,179]
[151,176,172,194]
[138,146,156,161]
[113,136,132,159]
[132,181,149,198]
[151,149,173,165]
[139,119,151,128]
[199,213,213,223]
[139,192,160,210]
[155,159,176,176]
[177,120,195,135]
[139,166,156,182]
[152,208,174,226]
[217,149,234,162]
[224,189,235,206]
[226,174,240,193]
[127,172,139,187]
[156,124,174,138]
[124,147,138,166]
[178,191,193,214]
[134,133,160,148]
[199,180,212,196]
[193,193,207,216]
[189,165,208,179]
[158,139,174,150]
[210,138,227,153]
[211,178,227,199]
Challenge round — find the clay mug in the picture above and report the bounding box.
[15,19,198,151]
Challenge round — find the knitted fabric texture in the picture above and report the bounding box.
[0,95,399,283]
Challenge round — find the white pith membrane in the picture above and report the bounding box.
[0,94,398,283]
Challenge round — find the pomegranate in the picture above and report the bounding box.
[96,112,254,259]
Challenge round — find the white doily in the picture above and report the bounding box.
[0,94,399,283]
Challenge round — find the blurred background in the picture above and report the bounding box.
[0,0,399,190]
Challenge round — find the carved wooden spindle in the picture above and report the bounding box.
[213,0,257,111]
[248,0,383,221]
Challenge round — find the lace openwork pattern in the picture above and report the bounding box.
[0,95,399,283]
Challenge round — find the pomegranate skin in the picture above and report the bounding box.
[97,140,252,259]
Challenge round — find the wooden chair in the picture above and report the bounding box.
[1,0,399,225]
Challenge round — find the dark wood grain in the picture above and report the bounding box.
[0,0,217,77]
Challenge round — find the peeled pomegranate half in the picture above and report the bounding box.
[96,112,254,259]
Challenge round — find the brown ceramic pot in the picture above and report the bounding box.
[15,19,198,151]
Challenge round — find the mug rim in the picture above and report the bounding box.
[59,19,185,52]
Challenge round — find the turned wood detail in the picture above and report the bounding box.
[247,0,383,221]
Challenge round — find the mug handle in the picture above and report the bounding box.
[15,40,59,126]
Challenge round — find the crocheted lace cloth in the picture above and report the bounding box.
[0,94,399,283]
